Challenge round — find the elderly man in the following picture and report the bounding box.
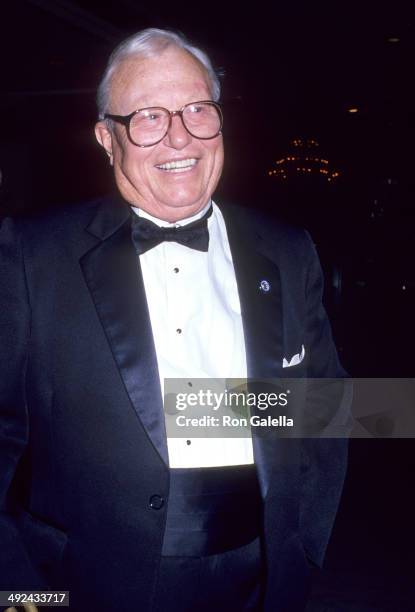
[0,28,348,612]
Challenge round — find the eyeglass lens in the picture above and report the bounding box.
[129,102,221,146]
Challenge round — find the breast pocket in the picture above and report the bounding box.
[282,344,305,368]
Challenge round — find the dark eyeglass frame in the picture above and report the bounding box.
[104,100,223,147]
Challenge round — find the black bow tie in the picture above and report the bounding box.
[131,206,213,255]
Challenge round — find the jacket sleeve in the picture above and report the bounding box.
[0,216,46,594]
[299,231,352,568]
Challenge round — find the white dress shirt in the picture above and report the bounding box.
[131,200,254,468]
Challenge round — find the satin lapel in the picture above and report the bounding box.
[220,205,284,379]
[79,198,168,466]
[220,205,285,497]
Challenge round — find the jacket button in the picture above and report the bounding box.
[149,494,164,510]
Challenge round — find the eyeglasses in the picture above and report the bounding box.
[104,100,223,147]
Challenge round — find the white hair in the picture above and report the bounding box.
[97,28,221,120]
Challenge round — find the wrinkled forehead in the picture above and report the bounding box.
[108,47,212,114]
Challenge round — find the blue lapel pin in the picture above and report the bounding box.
[259,279,271,293]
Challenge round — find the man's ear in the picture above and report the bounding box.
[95,121,114,165]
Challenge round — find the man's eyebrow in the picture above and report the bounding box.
[125,99,150,109]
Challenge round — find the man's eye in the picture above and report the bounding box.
[138,110,162,121]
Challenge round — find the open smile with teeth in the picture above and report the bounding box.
[156,158,198,172]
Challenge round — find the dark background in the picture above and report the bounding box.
[1,1,414,609]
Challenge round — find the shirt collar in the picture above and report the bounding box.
[130,199,212,228]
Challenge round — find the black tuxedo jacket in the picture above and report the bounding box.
[0,196,348,611]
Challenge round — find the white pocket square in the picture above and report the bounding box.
[282,345,305,368]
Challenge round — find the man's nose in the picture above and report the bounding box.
[163,114,192,149]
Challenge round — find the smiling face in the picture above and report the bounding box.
[95,46,224,222]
